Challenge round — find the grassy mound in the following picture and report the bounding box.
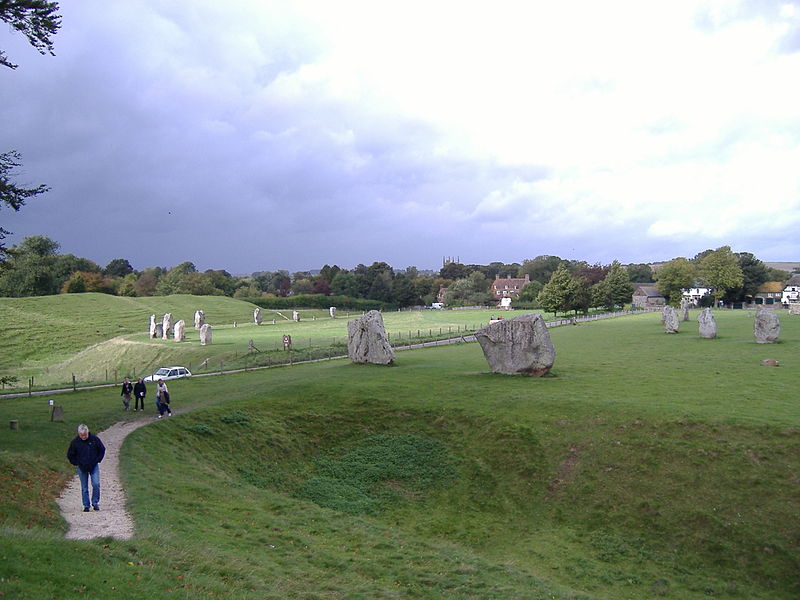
[1,310,799,598]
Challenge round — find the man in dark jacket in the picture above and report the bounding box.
[67,424,106,512]
[120,378,133,410]
[133,378,147,411]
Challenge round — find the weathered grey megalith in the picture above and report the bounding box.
[681,298,690,321]
[790,303,800,315]
[347,310,395,365]
[154,322,163,339]
[663,306,679,333]
[199,323,212,345]
[254,307,262,325]
[329,306,337,318]
[173,319,186,342]
[149,314,157,338]
[162,313,172,340]
[194,310,205,329]
[474,313,555,376]
[754,308,780,343]
[697,308,717,338]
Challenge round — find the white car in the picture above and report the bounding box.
[143,366,192,382]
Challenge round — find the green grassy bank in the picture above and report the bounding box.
[1,310,798,598]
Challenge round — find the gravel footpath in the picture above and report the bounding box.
[57,414,162,540]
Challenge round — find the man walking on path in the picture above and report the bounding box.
[133,378,147,411]
[67,424,106,512]
[120,378,133,410]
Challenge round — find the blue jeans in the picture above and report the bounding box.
[77,464,100,508]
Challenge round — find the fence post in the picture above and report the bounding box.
[72,374,76,392]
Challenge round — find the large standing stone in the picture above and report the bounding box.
[663,306,680,333]
[149,314,157,338]
[329,306,337,318]
[173,319,186,342]
[474,313,555,376]
[790,303,800,315]
[194,310,205,329]
[292,310,300,322]
[199,323,212,345]
[754,308,780,343]
[697,308,717,338]
[162,313,172,340]
[347,310,395,365]
[154,322,164,339]
[254,307,262,325]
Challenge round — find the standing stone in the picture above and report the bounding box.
[194,310,205,329]
[292,310,300,322]
[173,319,186,342]
[254,307,263,325]
[663,306,680,333]
[754,308,780,343]
[347,310,395,365]
[329,306,337,318]
[474,313,555,376]
[681,298,690,321]
[162,313,172,340]
[149,314,157,338]
[154,322,164,339]
[790,303,800,315]
[697,308,717,338]
[199,323,212,345]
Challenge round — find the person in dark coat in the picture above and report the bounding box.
[66,423,106,512]
[120,378,133,410]
[133,378,147,411]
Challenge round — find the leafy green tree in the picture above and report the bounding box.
[205,269,238,296]
[699,246,743,306]
[537,264,578,315]
[0,0,61,70]
[0,151,49,257]
[444,272,491,306]
[104,258,134,278]
[518,280,543,303]
[734,252,768,300]
[330,272,359,297]
[367,271,393,302]
[391,272,419,306]
[292,278,314,295]
[606,260,634,309]
[439,261,470,280]
[133,270,158,297]
[0,234,59,296]
[116,273,138,297]
[625,263,654,283]
[521,255,564,284]
[655,257,696,305]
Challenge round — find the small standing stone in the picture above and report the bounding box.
[154,322,164,339]
[173,319,186,342]
[663,306,680,333]
[754,308,780,343]
[149,314,157,338]
[697,308,717,338]
[162,313,172,340]
[681,298,690,321]
[789,303,800,315]
[199,323,212,345]
[329,306,337,318]
[194,310,205,329]
[254,307,262,325]
[292,311,300,322]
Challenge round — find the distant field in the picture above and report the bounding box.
[1,309,798,599]
[0,293,552,389]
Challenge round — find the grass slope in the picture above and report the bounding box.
[1,310,798,598]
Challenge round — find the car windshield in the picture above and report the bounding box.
[154,368,170,376]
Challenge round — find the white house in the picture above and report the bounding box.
[682,286,713,306]
[782,275,800,304]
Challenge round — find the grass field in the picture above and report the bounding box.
[1,307,798,599]
[0,293,553,389]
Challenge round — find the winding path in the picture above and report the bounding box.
[56,417,155,540]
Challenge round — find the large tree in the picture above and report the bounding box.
[734,252,768,301]
[537,264,578,315]
[699,246,744,306]
[0,151,49,257]
[655,257,696,305]
[521,255,564,284]
[0,234,60,296]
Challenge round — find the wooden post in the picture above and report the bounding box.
[72,374,76,392]
[10,420,18,430]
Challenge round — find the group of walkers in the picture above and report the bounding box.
[66,376,177,512]
[120,377,172,417]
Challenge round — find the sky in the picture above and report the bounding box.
[2,1,800,275]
